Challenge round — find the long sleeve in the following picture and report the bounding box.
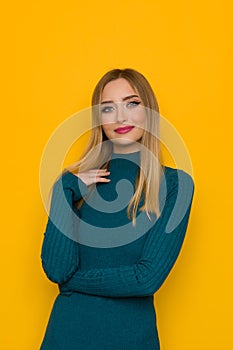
[40,171,89,284]
[59,168,195,297]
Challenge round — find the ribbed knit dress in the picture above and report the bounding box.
[40,151,194,350]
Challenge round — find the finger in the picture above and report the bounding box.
[90,171,110,178]
[95,177,111,183]
[89,169,109,174]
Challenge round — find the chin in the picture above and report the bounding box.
[111,138,136,146]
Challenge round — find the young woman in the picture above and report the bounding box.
[40,68,195,349]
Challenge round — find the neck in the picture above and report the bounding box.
[113,143,142,154]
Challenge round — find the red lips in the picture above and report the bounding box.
[114,126,134,134]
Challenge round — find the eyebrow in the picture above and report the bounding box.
[101,94,140,104]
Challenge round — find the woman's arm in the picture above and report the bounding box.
[59,169,195,297]
[40,171,89,284]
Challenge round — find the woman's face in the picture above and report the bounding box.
[100,78,146,154]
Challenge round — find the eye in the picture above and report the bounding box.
[127,101,141,108]
[101,105,115,113]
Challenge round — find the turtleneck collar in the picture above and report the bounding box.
[108,151,140,177]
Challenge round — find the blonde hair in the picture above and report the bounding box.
[66,68,164,223]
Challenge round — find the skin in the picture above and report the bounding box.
[100,78,146,153]
[76,78,146,186]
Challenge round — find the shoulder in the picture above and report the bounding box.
[52,170,88,201]
[162,165,195,194]
[159,166,195,229]
[52,170,77,189]
[53,170,84,193]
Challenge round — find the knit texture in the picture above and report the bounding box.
[40,151,194,350]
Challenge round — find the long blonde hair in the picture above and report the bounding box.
[66,68,164,222]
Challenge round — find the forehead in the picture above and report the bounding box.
[101,78,137,102]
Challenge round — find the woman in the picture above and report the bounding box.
[40,68,195,349]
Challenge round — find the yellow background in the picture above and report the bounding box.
[1,0,232,349]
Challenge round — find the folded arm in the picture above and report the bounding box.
[59,169,195,297]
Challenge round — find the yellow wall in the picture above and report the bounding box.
[1,1,232,348]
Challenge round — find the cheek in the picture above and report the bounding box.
[130,110,146,126]
[101,123,113,137]
[135,127,145,140]
[100,114,115,127]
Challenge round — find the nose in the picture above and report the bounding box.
[116,103,127,123]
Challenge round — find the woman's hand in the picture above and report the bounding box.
[73,169,110,187]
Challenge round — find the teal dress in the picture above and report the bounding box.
[40,151,194,350]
